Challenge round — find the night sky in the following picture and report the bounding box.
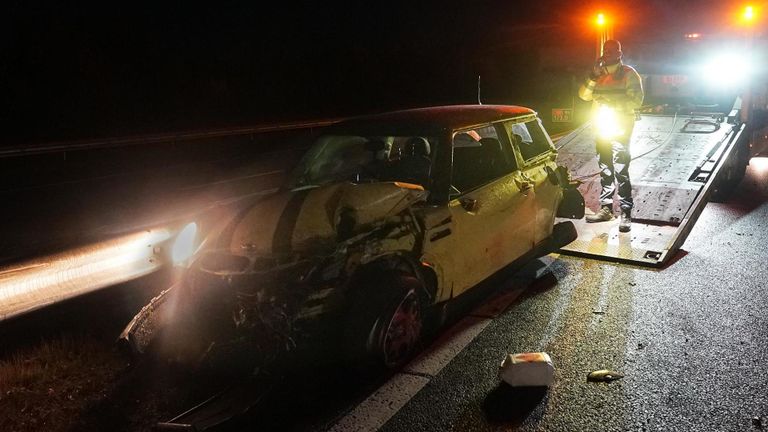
[1,1,743,144]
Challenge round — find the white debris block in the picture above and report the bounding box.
[498,352,554,387]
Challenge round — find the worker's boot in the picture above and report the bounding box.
[619,209,632,232]
[586,205,614,223]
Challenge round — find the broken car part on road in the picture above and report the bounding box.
[587,369,624,383]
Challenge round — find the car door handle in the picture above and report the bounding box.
[460,197,478,212]
[517,171,534,192]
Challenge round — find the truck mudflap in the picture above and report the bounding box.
[555,113,749,267]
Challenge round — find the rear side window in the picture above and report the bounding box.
[506,118,554,162]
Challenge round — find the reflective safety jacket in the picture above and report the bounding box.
[578,63,644,117]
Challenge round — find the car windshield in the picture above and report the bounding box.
[288,134,436,189]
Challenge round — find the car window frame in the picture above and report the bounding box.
[448,121,522,199]
[503,116,557,169]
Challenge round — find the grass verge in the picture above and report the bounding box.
[0,334,127,432]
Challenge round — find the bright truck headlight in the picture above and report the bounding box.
[595,106,624,139]
[172,222,198,264]
[700,53,752,89]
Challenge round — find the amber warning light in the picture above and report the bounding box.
[743,5,755,22]
[737,4,758,26]
[595,13,606,27]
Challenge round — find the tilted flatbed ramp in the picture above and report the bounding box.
[556,113,748,267]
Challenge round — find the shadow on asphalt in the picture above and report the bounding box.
[660,249,689,270]
[513,272,559,302]
[482,383,548,425]
[443,259,560,321]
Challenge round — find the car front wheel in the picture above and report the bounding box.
[345,272,424,370]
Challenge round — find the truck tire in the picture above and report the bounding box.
[344,271,424,371]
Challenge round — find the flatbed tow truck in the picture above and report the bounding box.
[554,23,768,267]
[555,98,752,267]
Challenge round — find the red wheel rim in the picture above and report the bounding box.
[382,291,421,368]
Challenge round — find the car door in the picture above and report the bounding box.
[419,124,536,300]
[507,118,562,245]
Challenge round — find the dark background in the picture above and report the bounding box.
[1,1,740,145]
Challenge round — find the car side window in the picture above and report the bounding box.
[380,136,434,187]
[507,118,554,163]
[450,124,513,195]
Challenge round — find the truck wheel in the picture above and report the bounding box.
[345,272,424,370]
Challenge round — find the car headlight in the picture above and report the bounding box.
[594,106,624,139]
[172,222,198,265]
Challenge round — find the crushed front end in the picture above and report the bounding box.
[120,251,323,371]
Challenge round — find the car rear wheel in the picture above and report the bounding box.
[345,272,424,370]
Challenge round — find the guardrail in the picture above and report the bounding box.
[0,119,339,159]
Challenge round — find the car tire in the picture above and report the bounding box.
[344,271,424,371]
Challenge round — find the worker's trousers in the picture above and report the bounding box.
[596,122,635,212]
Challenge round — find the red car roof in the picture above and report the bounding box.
[333,105,536,133]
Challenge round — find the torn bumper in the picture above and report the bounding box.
[118,282,179,357]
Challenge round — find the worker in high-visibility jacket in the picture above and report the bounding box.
[578,39,644,232]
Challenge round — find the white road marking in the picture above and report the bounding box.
[405,315,492,377]
[327,373,430,432]
[328,317,492,432]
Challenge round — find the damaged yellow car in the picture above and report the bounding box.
[120,105,583,371]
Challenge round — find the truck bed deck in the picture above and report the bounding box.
[556,113,746,267]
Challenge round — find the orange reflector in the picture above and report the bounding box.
[394,181,424,191]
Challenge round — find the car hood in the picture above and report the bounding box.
[228,182,427,256]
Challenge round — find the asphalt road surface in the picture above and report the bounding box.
[285,157,768,432]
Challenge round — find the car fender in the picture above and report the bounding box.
[346,251,436,305]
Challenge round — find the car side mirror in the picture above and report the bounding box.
[460,197,478,212]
